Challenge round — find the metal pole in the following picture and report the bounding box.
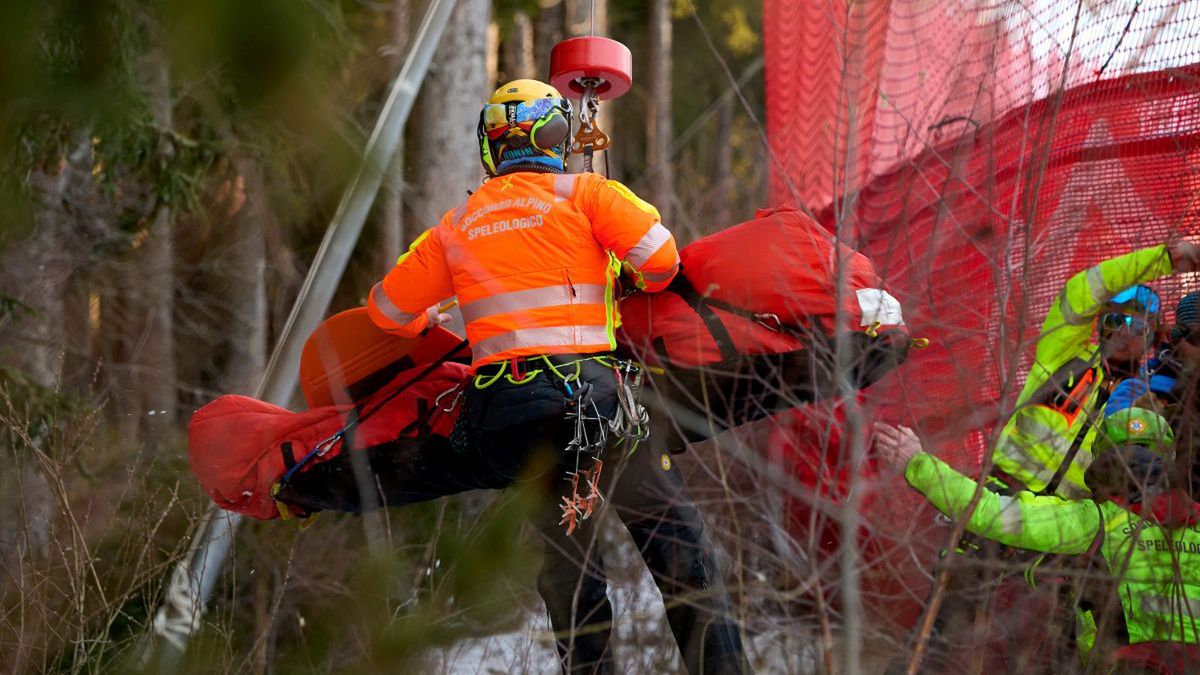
[146,0,459,666]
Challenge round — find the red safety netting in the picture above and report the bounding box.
[761,0,1200,636]
[765,0,1200,209]
[843,63,1200,462]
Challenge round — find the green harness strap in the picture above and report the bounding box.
[472,354,617,390]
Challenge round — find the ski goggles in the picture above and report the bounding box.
[1110,285,1161,316]
[480,97,571,145]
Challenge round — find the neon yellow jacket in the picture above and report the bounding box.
[992,246,1174,497]
[906,452,1200,647]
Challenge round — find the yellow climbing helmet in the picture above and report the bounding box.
[488,79,563,104]
[478,79,573,176]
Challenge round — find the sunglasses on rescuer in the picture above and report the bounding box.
[481,98,570,140]
[1100,313,1155,335]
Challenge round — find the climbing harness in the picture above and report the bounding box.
[610,359,650,442]
[559,380,608,535]
[473,354,651,535]
[556,357,652,535]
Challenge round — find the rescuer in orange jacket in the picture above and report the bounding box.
[366,98,679,367]
[367,79,748,675]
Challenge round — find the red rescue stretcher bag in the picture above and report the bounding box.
[188,361,467,519]
[619,206,912,445]
[619,205,910,369]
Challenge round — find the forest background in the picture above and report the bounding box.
[0,0,772,673]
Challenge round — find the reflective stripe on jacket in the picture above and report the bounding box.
[992,245,1174,497]
[367,172,679,370]
[906,452,1200,647]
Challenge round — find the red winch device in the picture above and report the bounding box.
[549,36,633,171]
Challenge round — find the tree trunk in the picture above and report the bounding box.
[0,231,66,388]
[217,157,269,396]
[403,0,493,545]
[99,264,138,440]
[533,0,565,80]
[127,48,178,446]
[0,138,89,583]
[646,0,673,222]
[60,277,94,395]
[0,172,71,573]
[0,166,77,388]
[380,0,411,274]
[412,0,491,223]
[501,11,536,82]
[137,209,177,425]
[487,20,500,88]
[390,0,410,66]
[711,97,735,229]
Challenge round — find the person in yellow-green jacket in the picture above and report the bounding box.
[878,413,1200,674]
[992,242,1200,499]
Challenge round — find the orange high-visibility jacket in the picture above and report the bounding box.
[367,172,680,370]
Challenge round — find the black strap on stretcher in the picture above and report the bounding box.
[661,274,741,363]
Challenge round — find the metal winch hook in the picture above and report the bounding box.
[578,78,598,129]
[572,77,610,171]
